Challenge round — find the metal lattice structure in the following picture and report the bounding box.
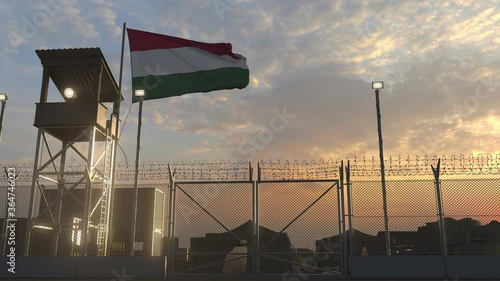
[18,48,122,258]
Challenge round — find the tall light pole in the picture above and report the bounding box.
[0,93,8,143]
[372,81,391,255]
[130,89,145,256]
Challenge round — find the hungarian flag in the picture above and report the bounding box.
[127,28,249,102]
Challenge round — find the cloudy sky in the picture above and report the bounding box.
[0,0,498,165]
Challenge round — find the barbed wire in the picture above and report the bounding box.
[2,154,500,183]
[169,160,250,181]
[0,160,251,183]
[258,154,500,180]
[259,159,340,180]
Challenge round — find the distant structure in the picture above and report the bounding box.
[316,218,500,259]
[185,220,294,274]
[24,48,122,256]
[415,218,500,255]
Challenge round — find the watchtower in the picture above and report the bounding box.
[24,48,122,256]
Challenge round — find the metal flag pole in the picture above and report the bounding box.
[130,92,144,256]
[107,22,126,256]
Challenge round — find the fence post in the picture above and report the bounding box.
[339,161,348,277]
[431,159,447,256]
[166,164,176,278]
[255,161,260,275]
[345,161,354,276]
[252,161,258,276]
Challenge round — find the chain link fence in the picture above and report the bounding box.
[257,180,341,275]
[441,178,500,255]
[350,177,500,256]
[172,181,253,275]
[1,156,499,261]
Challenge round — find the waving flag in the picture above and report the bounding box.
[127,28,249,102]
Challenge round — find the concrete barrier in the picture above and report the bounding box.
[0,256,166,279]
[0,256,78,278]
[350,255,447,279]
[445,255,500,279]
[76,256,165,278]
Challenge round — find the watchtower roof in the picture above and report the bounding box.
[36,48,123,102]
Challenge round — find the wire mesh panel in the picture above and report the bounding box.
[441,178,500,255]
[1,183,43,256]
[172,182,253,275]
[257,180,342,275]
[351,179,439,255]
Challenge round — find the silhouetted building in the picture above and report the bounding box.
[470,220,500,255]
[416,217,481,254]
[379,231,417,254]
[187,220,293,274]
[316,229,378,268]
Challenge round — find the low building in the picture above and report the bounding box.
[187,220,293,274]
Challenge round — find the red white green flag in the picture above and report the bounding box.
[127,28,249,102]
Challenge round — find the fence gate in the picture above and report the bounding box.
[166,162,346,278]
[169,180,255,277]
[256,179,345,276]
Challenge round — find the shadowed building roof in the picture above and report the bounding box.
[36,48,122,103]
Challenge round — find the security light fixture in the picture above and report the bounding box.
[372,81,384,90]
[134,89,145,97]
[0,93,7,143]
[63,88,76,99]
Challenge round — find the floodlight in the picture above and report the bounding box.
[372,81,384,90]
[134,89,145,97]
[63,88,76,99]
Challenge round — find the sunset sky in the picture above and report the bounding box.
[0,0,498,165]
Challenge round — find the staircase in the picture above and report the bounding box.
[96,125,115,256]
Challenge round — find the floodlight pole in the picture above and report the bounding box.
[130,95,144,256]
[0,100,6,143]
[375,88,391,255]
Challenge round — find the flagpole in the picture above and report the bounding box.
[108,22,126,256]
[130,92,144,256]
